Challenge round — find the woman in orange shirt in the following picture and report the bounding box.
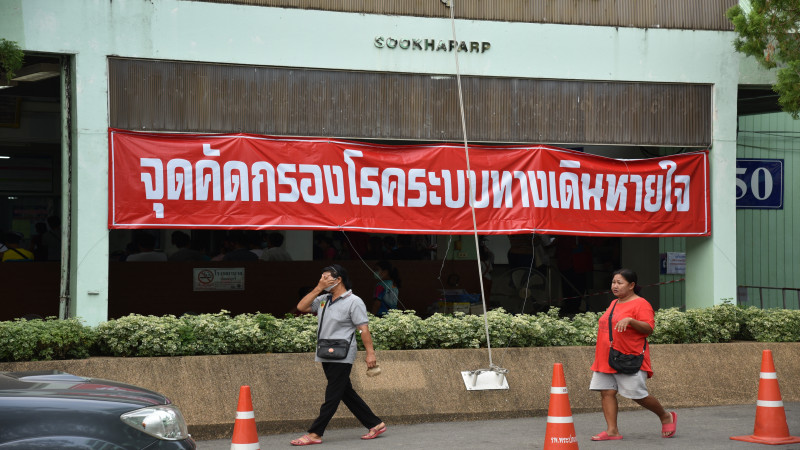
[589,268,676,441]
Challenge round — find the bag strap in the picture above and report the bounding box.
[608,299,647,353]
[607,300,617,345]
[316,294,333,340]
[10,248,31,260]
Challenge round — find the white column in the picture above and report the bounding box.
[685,79,739,309]
[68,53,111,326]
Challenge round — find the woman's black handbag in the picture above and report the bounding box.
[607,300,647,374]
[315,296,354,360]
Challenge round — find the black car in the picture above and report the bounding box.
[0,370,196,449]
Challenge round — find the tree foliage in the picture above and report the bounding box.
[727,1,800,118]
[0,38,24,83]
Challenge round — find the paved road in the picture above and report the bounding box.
[197,402,800,449]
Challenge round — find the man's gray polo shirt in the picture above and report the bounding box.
[311,290,369,364]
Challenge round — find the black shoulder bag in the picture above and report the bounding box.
[607,300,647,374]
[315,295,355,360]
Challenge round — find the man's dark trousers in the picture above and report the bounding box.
[308,362,382,436]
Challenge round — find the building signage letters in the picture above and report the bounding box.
[375,37,490,53]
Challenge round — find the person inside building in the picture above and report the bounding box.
[316,235,338,260]
[507,233,534,268]
[261,232,292,261]
[1,232,34,262]
[43,215,62,261]
[168,230,206,261]
[125,231,167,262]
[589,268,676,441]
[222,231,258,261]
[478,236,494,296]
[371,260,400,317]
[381,235,396,258]
[389,234,419,260]
[507,233,555,270]
[557,235,594,315]
[31,222,49,261]
[246,230,265,259]
[291,264,386,446]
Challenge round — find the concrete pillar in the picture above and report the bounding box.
[685,80,739,309]
[67,53,110,326]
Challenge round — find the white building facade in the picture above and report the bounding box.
[1,0,767,325]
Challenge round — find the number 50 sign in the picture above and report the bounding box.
[736,159,783,209]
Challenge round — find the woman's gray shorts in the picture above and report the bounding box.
[589,371,649,399]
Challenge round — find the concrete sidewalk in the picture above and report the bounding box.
[196,402,800,449]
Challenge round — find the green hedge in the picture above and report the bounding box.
[1,304,799,362]
[0,317,95,361]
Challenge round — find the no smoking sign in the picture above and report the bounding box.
[192,268,245,291]
[197,269,215,285]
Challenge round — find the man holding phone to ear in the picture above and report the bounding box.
[291,264,386,446]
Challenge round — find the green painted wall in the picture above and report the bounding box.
[658,237,686,309]
[736,113,800,309]
[660,111,800,311]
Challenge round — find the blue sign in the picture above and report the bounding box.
[736,159,783,209]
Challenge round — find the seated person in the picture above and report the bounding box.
[223,231,259,261]
[261,232,292,261]
[168,230,206,261]
[126,232,167,262]
[2,232,34,262]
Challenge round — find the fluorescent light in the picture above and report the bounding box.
[0,79,17,89]
[0,156,10,159]
[12,63,60,82]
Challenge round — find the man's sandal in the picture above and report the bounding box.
[290,434,322,446]
[361,424,387,440]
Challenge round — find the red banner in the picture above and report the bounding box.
[109,129,710,237]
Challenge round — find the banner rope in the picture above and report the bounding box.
[517,234,538,315]
[449,1,496,369]
[436,235,455,302]
[339,231,410,312]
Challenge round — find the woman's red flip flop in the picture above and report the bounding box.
[361,424,387,440]
[662,411,677,438]
[591,431,623,441]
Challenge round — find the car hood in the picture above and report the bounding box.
[0,371,169,407]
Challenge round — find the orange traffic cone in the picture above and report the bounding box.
[231,385,260,450]
[731,350,800,445]
[544,363,579,449]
